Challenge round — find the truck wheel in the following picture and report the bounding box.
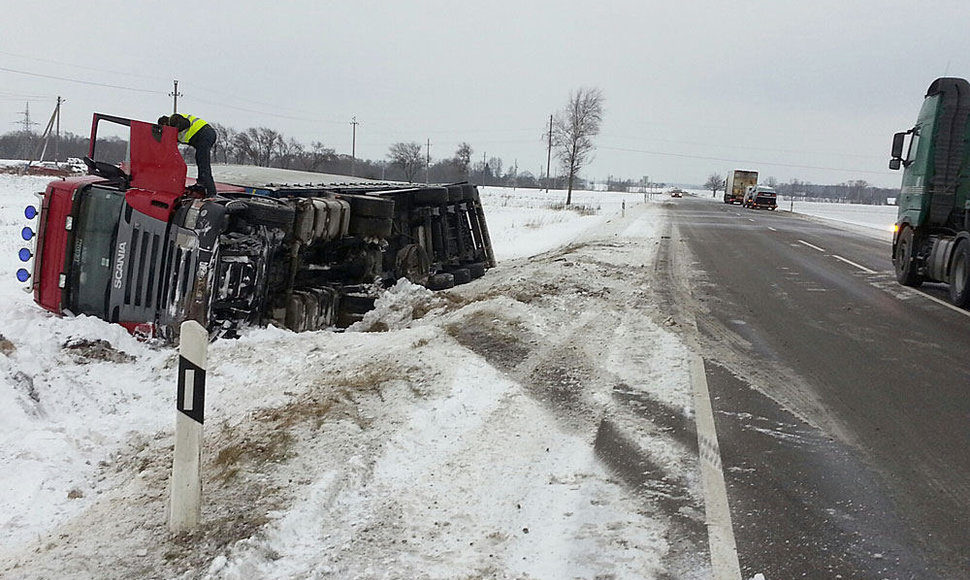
[948,240,970,307]
[411,188,449,205]
[395,244,431,285]
[467,262,487,279]
[426,272,455,290]
[235,197,296,228]
[450,268,471,285]
[894,226,923,287]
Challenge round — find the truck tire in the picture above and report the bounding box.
[426,272,455,290]
[239,197,296,228]
[467,262,486,279]
[395,244,431,285]
[450,268,471,285]
[948,240,970,307]
[411,188,449,206]
[348,215,393,238]
[894,226,923,287]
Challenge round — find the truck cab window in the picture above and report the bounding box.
[906,127,921,165]
[67,187,125,317]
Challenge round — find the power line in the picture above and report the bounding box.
[0,65,165,95]
[0,49,165,83]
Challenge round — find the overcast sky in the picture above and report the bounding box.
[3,0,969,188]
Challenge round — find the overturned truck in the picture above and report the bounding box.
[16,114,495,340]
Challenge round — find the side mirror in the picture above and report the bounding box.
[889,158,901,170]
[891,132,906,159]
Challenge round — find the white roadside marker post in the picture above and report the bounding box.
[168,320,208,533]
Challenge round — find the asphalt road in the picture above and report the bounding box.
[657,196,970,579]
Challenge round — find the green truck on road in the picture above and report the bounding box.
[890,77,970,307]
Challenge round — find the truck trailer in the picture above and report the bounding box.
[15,114,496,340]
[724,169,758,204]
[890,77,970,307]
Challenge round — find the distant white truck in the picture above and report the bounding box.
[724,170,758,204]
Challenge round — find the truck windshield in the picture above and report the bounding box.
[67,186,125,317]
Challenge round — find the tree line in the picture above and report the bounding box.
[1,88,606,203]
[0,122,587,190]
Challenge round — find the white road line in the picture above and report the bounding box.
[797,239,826,252]
[831,255,877,274]
[767,226,777,232]
[907,287,970,319]
[690,355,743,580]
[748,218,756,222]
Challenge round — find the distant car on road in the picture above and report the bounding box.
[669,188,685,198]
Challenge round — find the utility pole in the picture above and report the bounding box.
[425,138,431,184]
[350,116,358,176]
[169,80,182,114]
[54,97,63,162]
[482,151,487,187]
[26,99,62,170]
[545,114,553,193]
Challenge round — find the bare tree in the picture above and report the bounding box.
[388,141,423,182]
[300,141,337,172]
[210,123,236,165]
[233,127,282,167]
[553,87,604,205]
[454,142,473,178]
[704,173,725,197]
[274,138,303,169]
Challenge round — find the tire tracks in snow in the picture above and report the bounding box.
[448,202,717,578]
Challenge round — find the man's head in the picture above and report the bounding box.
[157,116,170,126]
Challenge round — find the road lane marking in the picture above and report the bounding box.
[690,355,743,580]
[748,218,756,222]
[831,255,877,274]
[767,227,777,232]
[797,239,826,252]
[907,287,970,318]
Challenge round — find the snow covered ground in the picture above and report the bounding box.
[0,175,900,579]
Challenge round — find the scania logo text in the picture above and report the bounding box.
[113,242,126,289]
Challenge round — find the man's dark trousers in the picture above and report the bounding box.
[190,124,217,195]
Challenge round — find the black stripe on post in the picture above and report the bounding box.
[177,356,206,424]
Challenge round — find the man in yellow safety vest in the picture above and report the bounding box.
[158,113,217,196]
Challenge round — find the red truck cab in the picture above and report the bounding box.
[22,115,191,333]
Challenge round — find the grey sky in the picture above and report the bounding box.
[3,0,969,188]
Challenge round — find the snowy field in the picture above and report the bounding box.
[0,174,899,579]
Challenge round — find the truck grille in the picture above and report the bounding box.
[123,227,163,309]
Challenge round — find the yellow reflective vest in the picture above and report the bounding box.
[176,114,208,144]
